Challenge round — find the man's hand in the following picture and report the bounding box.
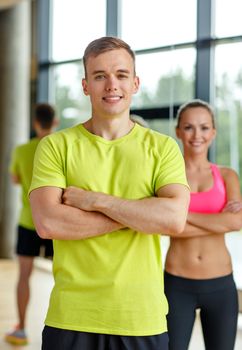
[62,183,189,236]
[62,186,102,211]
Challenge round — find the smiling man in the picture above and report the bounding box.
[29,37,190,350]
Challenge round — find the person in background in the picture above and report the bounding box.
[130,114,149,127]
[29,36,190,350]
[5,103,57,346]
[164,99,242,350]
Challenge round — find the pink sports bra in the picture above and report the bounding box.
[189,163,227,213]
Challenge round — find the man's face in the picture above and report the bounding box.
[82,49,140,118]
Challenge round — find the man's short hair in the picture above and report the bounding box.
[83,36,136,78]
[35,103,55,129]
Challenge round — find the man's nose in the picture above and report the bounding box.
[105,77,118,92]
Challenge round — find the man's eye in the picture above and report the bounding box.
[118,74,128,79]
[95,75,105,80]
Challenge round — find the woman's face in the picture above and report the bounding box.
[176,107,216,155]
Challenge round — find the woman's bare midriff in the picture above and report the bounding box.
[165,233,232,279]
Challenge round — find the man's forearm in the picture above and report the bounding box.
[62,185,189,236]
[37,204,123,240]
[31,192,124,240]
[93,193,186,235]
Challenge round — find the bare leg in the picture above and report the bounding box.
[17,256,34,329]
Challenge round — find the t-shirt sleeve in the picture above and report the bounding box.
[29,135,67,194]
[155,137,188,192]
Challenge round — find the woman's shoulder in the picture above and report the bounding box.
[215,164,239,182]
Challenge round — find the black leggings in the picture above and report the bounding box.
[164,272,238,350]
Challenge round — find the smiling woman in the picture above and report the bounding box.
[164,99,242,350]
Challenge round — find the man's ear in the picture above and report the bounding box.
[82,78,89,96]
[33,119,41,133]
[133,76,140,94]
[53,118,59,129]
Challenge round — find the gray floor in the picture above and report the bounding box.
[0,259,241,349]
[0,259,53,350]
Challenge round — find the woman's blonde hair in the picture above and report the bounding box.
[176,99,215,128]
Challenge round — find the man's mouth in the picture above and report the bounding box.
[102,96,123,102]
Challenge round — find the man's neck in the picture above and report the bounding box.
[83,115,134,141]
[36,129,53,139]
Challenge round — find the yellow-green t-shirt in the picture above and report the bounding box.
[10,137,40,230]
[29,123,188,336]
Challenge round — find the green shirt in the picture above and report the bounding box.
[30,123,188,336]
[10,137,40,229]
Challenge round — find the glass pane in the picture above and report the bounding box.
[226,233,242,290]
[52,63,91,130]
[52,0,106,61]
[147,119,176,139]
[132,48,196,110]
[214,42,242,175]
[215,0,242,38]
[121,0,197,50]
[214,42,242,290]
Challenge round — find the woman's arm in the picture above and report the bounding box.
[170,222,213,238]
[187,168,242,233]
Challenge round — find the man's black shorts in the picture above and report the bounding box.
[16,225,53,257]
[42,327,169,350]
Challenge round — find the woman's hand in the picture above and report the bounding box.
[222,200,242,213]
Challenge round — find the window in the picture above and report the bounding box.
[52,0,106,61]
[52,62,91,129]
[214,42,242,289]
[133,48,195,109]
[120,0,196,50]
[215,0,242,38]
[214,42,242,175]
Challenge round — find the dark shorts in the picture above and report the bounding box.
[42,326,169,350]
[16,225,53,257]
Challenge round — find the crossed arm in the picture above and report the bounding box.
[29,183,190,240]
[186,203,242,235]
[29,187,124,240]
[180,168,242,237]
